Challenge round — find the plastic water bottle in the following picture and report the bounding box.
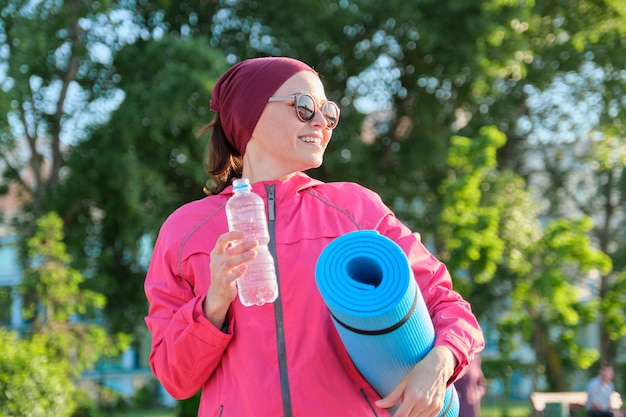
[225,178,278,306]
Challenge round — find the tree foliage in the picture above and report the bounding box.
[499,217,612,390]
[0,329,76,417]
[0,0,126,219]
[436,126,615,390]
[521,83,626,361]
[20,212,130,375]
[438,126,508,289]
[51,35,227,332]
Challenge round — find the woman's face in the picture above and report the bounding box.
[242,71,334,182]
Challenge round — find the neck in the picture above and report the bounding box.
[241,156,298,183]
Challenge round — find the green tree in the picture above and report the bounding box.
[436,126,542,317]
[0,0,226,335]
[438,126,508,292]
[20,212,130,375]
[601,271,626,359]
[435,126,613,389]
[483,0,626,368]
[50,36,227,332]
[499,217,612,391]
[0,0,127,221]
[0,328,76,417]
[521,74,626,364]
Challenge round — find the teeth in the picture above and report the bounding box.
[300,136,321,144]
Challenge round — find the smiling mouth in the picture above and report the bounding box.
[299,136,322,145]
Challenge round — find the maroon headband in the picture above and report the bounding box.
[210,57,317,155]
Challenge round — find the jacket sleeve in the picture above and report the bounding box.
[144,229,233,399]
[377,214,485,383]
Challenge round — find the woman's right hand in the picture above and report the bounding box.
[203,230,258,329]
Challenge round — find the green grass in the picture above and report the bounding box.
[482,399,533,417]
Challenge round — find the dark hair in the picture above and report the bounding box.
[197,114,243,195]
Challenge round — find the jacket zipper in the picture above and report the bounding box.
[266,184,293,417]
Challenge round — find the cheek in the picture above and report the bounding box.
[253,120,300,152]
[257,107,302,137]
[323,130,333,146]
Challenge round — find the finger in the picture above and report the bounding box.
[212,264,248,289]
[375,386,403,408]
[404,393,441,417]
[226,264,248,284]
[221,247,257,276]
[390,401,413,417]
[212,231,246,255]
[227,238,259,256]
[394,392,440,417]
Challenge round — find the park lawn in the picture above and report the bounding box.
[116,409,175,417]
[482,398,533,417]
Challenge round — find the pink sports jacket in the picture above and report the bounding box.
[145,172,484,417]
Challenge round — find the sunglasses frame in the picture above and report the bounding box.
[268,93,340,130]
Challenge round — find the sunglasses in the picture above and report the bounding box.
[267,93,340,130]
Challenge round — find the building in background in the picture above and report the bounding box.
[0,182,26,332]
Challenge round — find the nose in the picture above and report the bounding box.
[309,107,328,129]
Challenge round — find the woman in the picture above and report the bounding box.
[144,56,484,417]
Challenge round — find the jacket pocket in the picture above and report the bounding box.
[360,389,380,417]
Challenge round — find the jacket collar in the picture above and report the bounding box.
[220,172,324,197]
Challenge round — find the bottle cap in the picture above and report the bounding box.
[232,178,251,191]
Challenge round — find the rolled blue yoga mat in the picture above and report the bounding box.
[315,230,459,417]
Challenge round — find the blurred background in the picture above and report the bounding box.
[0,0,625,416]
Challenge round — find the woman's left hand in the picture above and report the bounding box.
[375,346,457,417]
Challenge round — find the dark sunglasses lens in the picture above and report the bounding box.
[295,95,315,121]
[322,103,339,129]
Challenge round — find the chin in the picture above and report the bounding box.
[309,157,324,169]
[295,154,324,171]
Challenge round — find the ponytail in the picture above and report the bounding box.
[197,114,243,195]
